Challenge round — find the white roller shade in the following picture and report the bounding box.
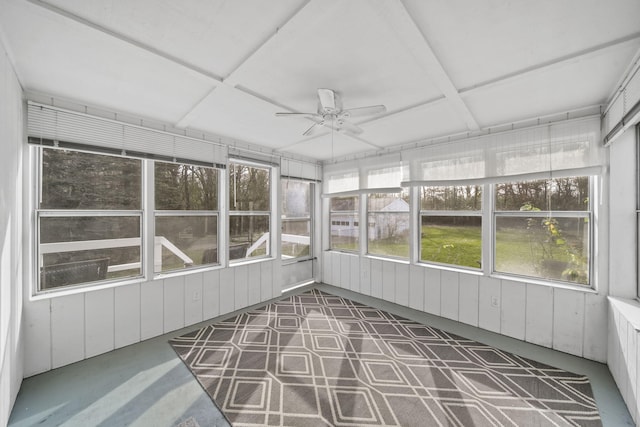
[28,102,227,167]
[281,158,321,181]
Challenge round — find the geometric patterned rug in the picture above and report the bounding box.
[169,289,601,426]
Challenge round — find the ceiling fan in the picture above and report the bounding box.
[275,88,386,136]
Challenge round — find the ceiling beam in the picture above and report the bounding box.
[374,0,480,131]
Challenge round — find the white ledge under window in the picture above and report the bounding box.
[609,297,640,331]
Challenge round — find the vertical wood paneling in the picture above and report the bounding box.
[627,326,637,419]
[22,299,51,376]
[114,284,141,348]
[458,274,479,327]
[234,265,249,310]
[51,294,85,368]
[332,253,342,287]
[248,263,262,305]
[163,276,185,333]
[85,288,114,358]
[440,271,459,321]
[583,294,607,362]
[424,268,441,315]
[408,265,424,311]
[553,288,585,356]
[203,270,220,320]
[184,273,204,326]
[395,264,409,307]
[261,262,273,302]
[636,334,640,423]
[271,260,281,298]
[350,255,360,293]
[360,257,371,295]
[619,317,630,403]
[478,277,501,333]
[525,284,553,348]
[340,254,350,289]
[370,259,383,298]
[500,280,525,340]
[140,281,164,340]
[323,251,332,285]
[219,268,235,315]
[382,261,396,302]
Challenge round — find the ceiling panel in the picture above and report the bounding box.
[0,0,215,123]
[404,0,640,90]
[185,84,308,149]
[359,100,469,147]
[230,0,443,113]
[41,0,306,79]
[462,42,640,127]
[282,132,374,161]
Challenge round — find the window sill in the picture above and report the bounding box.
[609,297,640,331]
[229,256,274,267]
[490,272,598,293]
[365,254,410,265]
[416,261,482,275]
[30,276,147,301]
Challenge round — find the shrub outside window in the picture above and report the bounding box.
[282,179,312,260]
[367,191,409,258]
[330,196,359,252]
[229,162,271,261]
[154,161,219,273]
[38,148,143,291]
[420,186,482,269]
[494,176,590,285]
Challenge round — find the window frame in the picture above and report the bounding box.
[281,178,314,264]
[492,176,594,287]
[34,146,145,293]
[418,185,483,271]
[227,159,273,263]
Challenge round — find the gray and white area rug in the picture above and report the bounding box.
[170,289,601,426]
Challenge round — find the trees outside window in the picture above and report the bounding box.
[494,177,590,285]
[330,196,359,252]
[154,161,219,273]
[229,162,271,260]
[282,179,312,260]
[420,186,482,269]
[367,191,409,258]
[38,148,143,290]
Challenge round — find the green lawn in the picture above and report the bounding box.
[421,225,481,268]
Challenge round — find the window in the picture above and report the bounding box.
[154,161,219,273]
[494,177,590,285]
[38,148,143,291]
[281,179,312,260]
[420,186,482,269]
[330,196,359,252]
[367,191,409,258]
[229,162,271,261]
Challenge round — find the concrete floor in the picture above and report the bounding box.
[8,283,634,427]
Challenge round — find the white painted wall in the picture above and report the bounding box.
[0,39,24,426]
[22,261,282,377]
[607,127,640,424]
[323,251,608,363]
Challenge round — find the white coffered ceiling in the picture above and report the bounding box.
[1,0,639,161]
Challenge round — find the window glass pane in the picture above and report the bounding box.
[282,180,310,217]
[368,192,409,258]
[421,186,482,210]
[282,219,311,258]
[330,196,359,252]
[155,215,218,272]
[39,216,141,290]
[41,148,141,210]
[495,216,589,284]
[229,163,270,211]
[155,162,218,210]
[420,216,482,269]
[229,215,270,260]
[495,177,589,211]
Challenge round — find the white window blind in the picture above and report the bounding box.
[281,157,321,181]
[27,102,227,167]
[323,153,407,196]
[402,116,603,186]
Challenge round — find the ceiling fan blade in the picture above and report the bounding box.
[302,122,324,136]
[275,112,319,118]
[317,88,337,112]
[341,104,387,118]
[337,119,363,134]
